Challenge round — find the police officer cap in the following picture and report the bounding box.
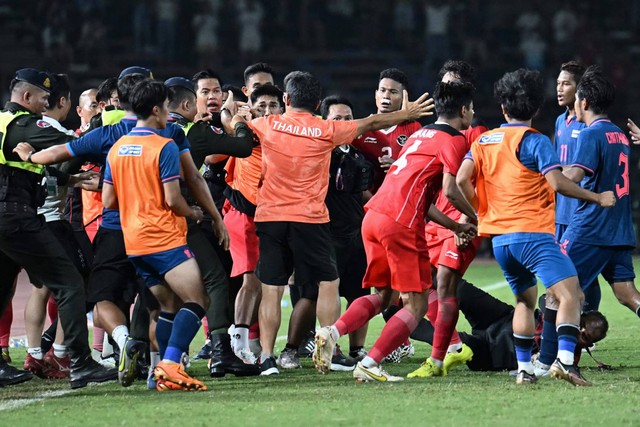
[13,68,52,92]
[118,66,153,80]
[164,77,196,95]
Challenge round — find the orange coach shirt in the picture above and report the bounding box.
[225,144,262,205]
[104,128,187,255]
[248,111,359,223]
[470,126,556,237]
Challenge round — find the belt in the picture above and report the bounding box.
[0,202,36,215]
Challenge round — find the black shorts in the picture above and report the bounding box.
[255,221,338,286]
[335,233,370,300]
[86,227,143,307]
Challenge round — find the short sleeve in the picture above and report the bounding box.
[439,135,468,175]
[103,159,113,184]
[330,120,359,147]
[519,133,562,175]
[159,142,181,183]
[570,130,599,176]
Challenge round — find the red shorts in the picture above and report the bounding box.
[426,228,482,275]
[223,204,259,277]
[361,210,432,293]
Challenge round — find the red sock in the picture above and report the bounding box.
[248,321,260,340]
[202,317,209,338]
[47,296,58,324]
[368,308,418,363]
[0,302,13,347]
[93,327,105,351]
[450,330,462,345]
[335,294,381,336]
[426,288,438,322]
[431,297,459,362]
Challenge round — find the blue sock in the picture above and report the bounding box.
[583,282,601,311]
[513,334,534,363]
[156,312,176,359]
[164,303,206,363]
[557,324,579,365]
[538,307,557,366]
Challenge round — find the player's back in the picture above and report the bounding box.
[367,124,467,231]
[569,118,634,247]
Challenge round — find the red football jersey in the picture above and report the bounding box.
[352,121,422,193]
[426,123,488,236]
[365,124,469,231]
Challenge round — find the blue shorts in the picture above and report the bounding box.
[493,234,577,295]
[561,232,635,290]
[129,245,195,287]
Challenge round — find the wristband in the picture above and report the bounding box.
[27,151,34,162]
[220,107,231,115]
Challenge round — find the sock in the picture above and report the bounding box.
[431,297,459,362]
[233,324,249,352]
[52,343,67,358]
[557,324,579,365]
[47,296,58,324]
[513,334,535,374]
[448,342,462,353]
[636,306,640,318]
[349,345,364,354]
[431,358,444,368]
[368,308,418,364]
[538,307,558,366]
[40,319,57,353]
[163,303,206,364]
[92,327,105,352]
[148,351,160,378]
[425,288,438,322]
[285,343,297,351]
[335,294,382,336]
[0,302,12,347]
[329,326,340,342]
[156,311,176,359]
[202,316,209,338]
[27,347,43,360]
[111,324,129,353]
[361,355,377,368]
[248,321,260,340]
[260,353,273,364]
[102,334,114,358]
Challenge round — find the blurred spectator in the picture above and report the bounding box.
[157,0,178,61]
[423,0,452,72]
[193,1,220,68]
[133,0,155,56]
[236,0,265,63]
[519,31,547,70]
[552,5,579,61]
[393,0,416,51]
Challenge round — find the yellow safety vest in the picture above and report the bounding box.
[0,111,45,174]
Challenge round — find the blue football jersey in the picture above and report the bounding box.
[566,118,635,247]
[554,111,586,226]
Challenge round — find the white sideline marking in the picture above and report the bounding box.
[480,280,508,291]
[0,389,72,412]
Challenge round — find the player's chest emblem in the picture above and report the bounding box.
[397,134,408,146]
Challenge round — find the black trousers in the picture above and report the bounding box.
[0,214,89,356]
[188,222,232,332]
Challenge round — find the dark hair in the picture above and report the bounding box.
[243,62,274,85]
[560,60,587,86]
[284,71,321,112]
[250,84,284,107]
[96,77,118,104]
[576,66,615,115]
[438,60,476,85]
[379,68,409,91]
[168,86,196,110]
[320,95,354,119]
[581,311,609,342]
[434,81,474,119]
[192,69,224,89]
[494,69,544,121]
[222,84,248,103]
[130,80,169,120]
[46,73,70,110]
[118,74,148,110]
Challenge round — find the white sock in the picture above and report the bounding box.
[111,325,129,353]
[27,347,43,360]
[233,326,249,352]
[558,349,574,365]
[431,358,444,368]
[447,343,462,353]
[361,356,377,368]
[52,343,67,358]
[329,325,340,342]
[149,351,160,378]
[102,333,114,358]
[518,361,535,374]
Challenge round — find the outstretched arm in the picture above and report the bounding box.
[354,90,434,136]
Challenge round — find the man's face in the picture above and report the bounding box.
[196,78,223,114]
[77,90,99,126]
[157,98,170,128]
[461,101,474,129]
[29,87,49,114]
[578,320,605,348]
[557,70,578,108]
[244,72,274,100]
[375,78,403,113]
[253,95,282,118]
[326,103,353,121]
[574,94,586,123]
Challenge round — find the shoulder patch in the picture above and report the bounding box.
[478,133,504,144]
[36,119,51,128]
